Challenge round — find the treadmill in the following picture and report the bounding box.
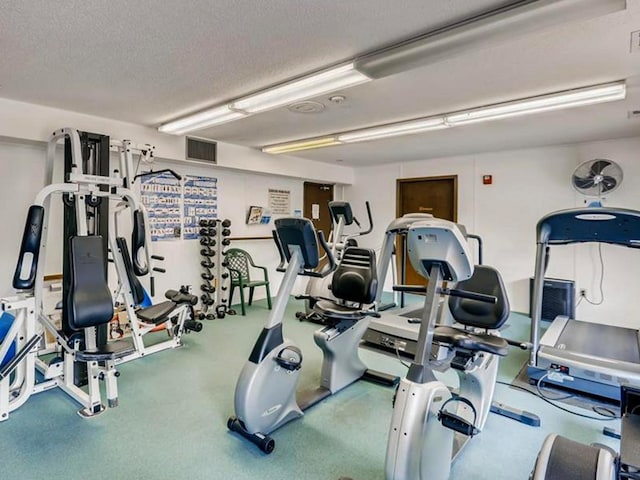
[529,207,640,401]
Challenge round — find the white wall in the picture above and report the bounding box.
[0,98,355,304]
[346,136,640,327]
[0,96,354,184]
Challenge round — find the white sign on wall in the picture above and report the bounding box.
[268,188,291,215]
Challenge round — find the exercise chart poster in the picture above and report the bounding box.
[140,172,182,241]
[268,188,291,215]
[183,175,218,240]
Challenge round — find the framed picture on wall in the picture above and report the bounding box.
[246,206,263,225]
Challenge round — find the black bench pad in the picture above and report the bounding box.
[165,290,198,305]
[313,299,367,322]
[76,340,135,361]
[434,326,509,356]
[137,301,177,324]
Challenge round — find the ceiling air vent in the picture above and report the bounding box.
[186,137,217,164]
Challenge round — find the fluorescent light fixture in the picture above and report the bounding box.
[338,117,447,143]
[446,81,626,125]
[261,80,626,153]
[231,64,370,114]
[356,0,625,79]
[159,105,247,134]
[262,136,342,155]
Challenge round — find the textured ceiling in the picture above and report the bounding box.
[0,0,508,124]
[1,0,639,165]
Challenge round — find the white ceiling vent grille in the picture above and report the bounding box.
[186,137,217,164]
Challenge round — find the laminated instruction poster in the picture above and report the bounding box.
[183,175,218,240]
[140,171,182,241]
[268,188,291,215]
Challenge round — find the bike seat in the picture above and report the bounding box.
[313,299,367,323]
[434,326,508,356]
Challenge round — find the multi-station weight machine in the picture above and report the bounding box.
[0,127,201,421]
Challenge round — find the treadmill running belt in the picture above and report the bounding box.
[558,320,640,363]
[400,308,423,319]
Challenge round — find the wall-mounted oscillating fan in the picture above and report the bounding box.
[571,159,623,202]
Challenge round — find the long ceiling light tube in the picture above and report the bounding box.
[355,0,625,79]
[230,64,370,114]
[446,81,626,125]
[158,106,247,134]
[262,136,342,155]
[262,80,626,154]
[338,117,448,143]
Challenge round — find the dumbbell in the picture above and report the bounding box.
[185,320,203,332]
[221,228,231,237]
[221,219,231,227]
[200,248,215,257]
[201,260,215,268]
[198,219,209,227]
[201,272,214,281]
[208,227,217,236]
[200,294,214,305]
[221,273,229,280]
[221,238,231,246]
[201,283,215,293]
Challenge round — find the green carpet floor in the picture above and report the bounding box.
[0,298,620,479]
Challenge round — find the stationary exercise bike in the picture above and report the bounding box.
[385,217,519,480]
[227,217,397,453]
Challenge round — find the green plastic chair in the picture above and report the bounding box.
[225,248,272,315]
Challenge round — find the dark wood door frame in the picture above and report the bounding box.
[396,175,458,222]
[395,175,458,298]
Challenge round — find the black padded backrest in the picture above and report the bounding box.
[331,247,377,304]
[274,218,319,269]
[116,237,145,306]
[448,265,509,329]
[328,201,354,226]
[131,209,149,276]
[67,236,114,330]
[13,205,44,290]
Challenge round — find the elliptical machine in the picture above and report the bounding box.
[385,217,522,479]
[228,217,396,453]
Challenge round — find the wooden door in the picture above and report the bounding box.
[303,182,334,242]
[397,176,457,286]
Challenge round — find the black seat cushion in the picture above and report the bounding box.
[68,236,114,330]
[137,301,176,324]
[434,326,509,356]
[313,299,367,323]
[312,247,377,322]
[331,247,377,304]
[76,340,135,362]
[448,265,510,330]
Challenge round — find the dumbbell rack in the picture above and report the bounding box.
[199,219,234,319]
